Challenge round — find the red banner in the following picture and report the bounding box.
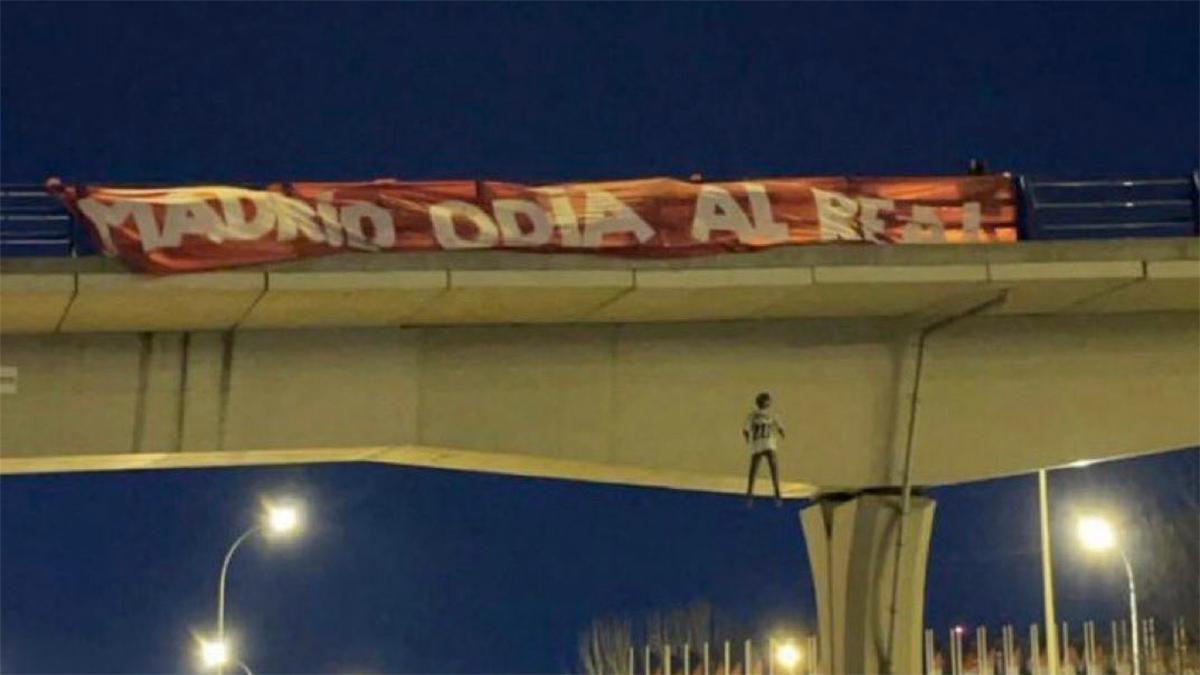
[51,175,1016,273]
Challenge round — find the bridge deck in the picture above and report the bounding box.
[2,238,1197,333]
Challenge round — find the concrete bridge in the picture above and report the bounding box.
[2,238,1197,673]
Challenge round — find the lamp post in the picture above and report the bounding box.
[1038,469,1060,675]
[1077,515,1139,675]
[200,638,229,671]
[775,642,801,674]
[198,641,255,675]
[209,501,303,674]
[1038,460,1102,675]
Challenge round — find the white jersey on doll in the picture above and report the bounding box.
[744,409,784,453]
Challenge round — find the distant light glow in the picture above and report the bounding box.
[199,639,229,668]
[1077,515,1117,552]
[775,643,801,669]
[954,625,965,634]
[264,502,301,536]
[1068,459,1095,468]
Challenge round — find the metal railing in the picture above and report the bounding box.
[619,617,1195,675]
[926,616,1194,675]
[2,173,1198,259]
[1019,173,1200,239]
[624,635,820,675]
[0,184,76,257]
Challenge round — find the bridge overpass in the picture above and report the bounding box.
[2,237,1198,674]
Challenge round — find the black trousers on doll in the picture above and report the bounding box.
[746,450,781,502]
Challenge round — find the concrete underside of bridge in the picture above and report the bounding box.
[2,239,1197,674]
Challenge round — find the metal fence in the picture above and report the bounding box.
[1019,175,1200,240]
[927,617,1195,675]
[622,618,1195,675]
[624,635,821,675]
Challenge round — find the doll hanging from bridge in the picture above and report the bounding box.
[744,391,785,507]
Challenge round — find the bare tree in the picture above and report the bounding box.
[580,616,635,675]
[646,602,719,649]
[579,601,740,675]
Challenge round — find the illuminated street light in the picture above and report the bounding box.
[1077,515,1115,552]
[212,498,307,674]
[199,638,229,669]
[774,642,801,671]
[196,637,254,674]
[264,503,301,536]
[1076,514,1140,675]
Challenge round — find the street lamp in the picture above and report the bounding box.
[1077,516,1115,552]
[199,638,229,670]
[775,642,801,672]
[1037,462,1100,675]
[1076,515,1140,675]
[266,504,300,535]
[213,499,305,674]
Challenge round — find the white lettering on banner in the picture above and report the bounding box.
[961,201,982,241]
[81,188,406,252]
[813,187,972,243]
[494,199,552,246]
[430,200,500,249]
[745,184,789,243]
[340,201,394,250]
[76,184,992,256]
[162,201,224,249]
[691,183,788,243]
[310,192,388,250]
[432,191,651,249]
[580,190,655,247]
[857,197,895,243]
[270,197,325,244]
[812,188,862,241]
[170,189,325,247]
[314,192,344,248]
[76,198,155,253]
[530,188,584,247]
[692,185,756,243]
[903,205,947,243]
[215,194,276,243]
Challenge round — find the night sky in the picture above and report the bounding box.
[1,3,1198,673]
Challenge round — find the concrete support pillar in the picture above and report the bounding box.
[800,491,936,675]
[177,331,232,452]
[129,332,192,453]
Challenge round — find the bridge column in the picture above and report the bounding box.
[800,492,936,675]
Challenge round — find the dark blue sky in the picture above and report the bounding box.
[1,3,1197,183]
[0,465,810,673]
[1,2,1198,673]
[1,452,1197,673]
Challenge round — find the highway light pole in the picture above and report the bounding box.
[209,501,303,674]
[1077,515,1140,675]
[1038,469,1060,675]
[774,642,801,673]
[217,525,261,663]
